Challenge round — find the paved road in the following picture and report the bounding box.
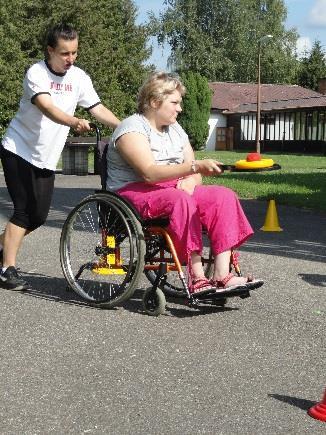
[0,172,325,434]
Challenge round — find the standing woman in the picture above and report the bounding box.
[106,72,263,295]
[0,23,120,290]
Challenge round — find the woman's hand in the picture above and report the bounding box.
[194,159,224,176]
[176,176,198,195]
[72,118,91,134]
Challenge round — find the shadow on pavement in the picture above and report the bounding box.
[298,273,326,287]
[268,393,316,411]
[11,271,111,310]
[124,289,240,318]
[15,272,241,318]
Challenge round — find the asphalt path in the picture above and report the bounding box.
[0,172,325,434]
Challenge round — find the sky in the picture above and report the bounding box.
[133,0,326,70]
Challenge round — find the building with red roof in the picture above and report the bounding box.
[206,79,326,153]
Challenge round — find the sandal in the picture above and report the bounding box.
[211,273,263,293]
[245,275,264,291]
[211,272,249,293]
[190,277,216,296]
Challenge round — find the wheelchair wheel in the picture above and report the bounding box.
[143,287,166,316]
[144,236,213,298]
[60,193,146,307]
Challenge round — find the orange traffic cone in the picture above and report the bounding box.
[308,388,326,422]
[260,199,283,232]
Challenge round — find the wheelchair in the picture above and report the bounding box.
[59,125,252,315]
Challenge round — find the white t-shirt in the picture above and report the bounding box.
[2,60,100,170]
[106,114,189,191]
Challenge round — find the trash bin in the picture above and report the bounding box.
[61,135,108,175]
[62,145,89,175]
[62,136,98,175]
[61,146,74,175]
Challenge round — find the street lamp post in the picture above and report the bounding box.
[256,34,273,153]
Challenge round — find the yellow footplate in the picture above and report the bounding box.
[92,235,126,275]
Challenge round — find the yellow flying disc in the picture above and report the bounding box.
[235,158,274,170]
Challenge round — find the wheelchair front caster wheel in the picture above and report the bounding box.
[143,287,166,316]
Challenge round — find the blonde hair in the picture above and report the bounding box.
[137,72,186,113]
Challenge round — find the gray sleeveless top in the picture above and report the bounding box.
[106,114,189,191]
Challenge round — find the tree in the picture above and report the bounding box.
[150,0,299,84]
[297,41,326,91]
[0,0,152,136]
[0,2,32,136]
[178,72,211,150]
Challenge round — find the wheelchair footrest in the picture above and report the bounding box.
[192,286,250,301]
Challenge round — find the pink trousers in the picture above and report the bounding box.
[118,180,254,264]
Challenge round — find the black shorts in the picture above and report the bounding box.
[0,145,55,231]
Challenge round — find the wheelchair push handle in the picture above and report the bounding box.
[89,122,102,146]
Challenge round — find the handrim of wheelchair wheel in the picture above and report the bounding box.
[143,287,166,316]
[60,193,146,307]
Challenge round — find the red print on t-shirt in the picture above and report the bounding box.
[50,81,73,92]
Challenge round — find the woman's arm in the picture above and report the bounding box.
[89,104,120,129]
[179,141,203,188]
[34,95,120,134]
[117,132,223,183]
[34,94,90,133]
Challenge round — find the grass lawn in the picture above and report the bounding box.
[196,150,326,212]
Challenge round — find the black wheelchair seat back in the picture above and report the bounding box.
[99,142,109,190]
[89,122,109,190]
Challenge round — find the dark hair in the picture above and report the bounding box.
[46,23,78,49]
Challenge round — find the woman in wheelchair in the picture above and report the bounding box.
[106,72,263,296]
